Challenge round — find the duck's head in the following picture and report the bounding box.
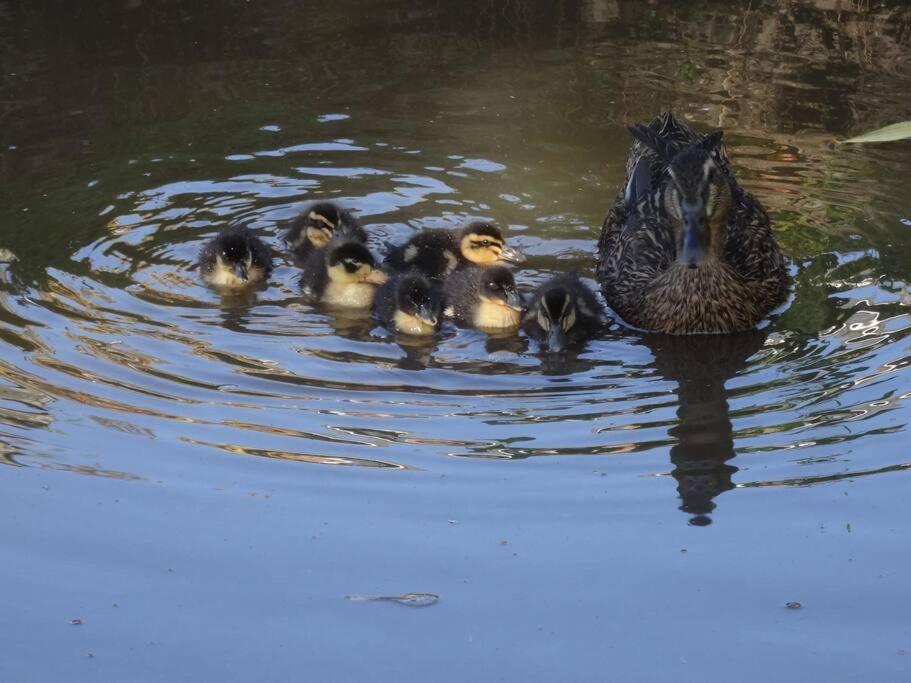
[459,222,525,265]
[664,135,732,268]
[479,266,523,312]
[304,202,361,247]
[327,241,388,285]
[530,287,578,352]
[214,229,256,282]
[630,127,731,269]
[395,273,442,330]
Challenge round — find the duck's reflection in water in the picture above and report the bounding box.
[642,330,766,526]
[216,292,259,331]
[327,309,376,341]
[394,335,438,370]
[485,332,529,357]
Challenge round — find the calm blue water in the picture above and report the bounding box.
[1,1,910,680]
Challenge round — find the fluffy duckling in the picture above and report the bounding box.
[522,274,607,352]
[443,265,524,331]
[374,271,443,336]
[284,201,367,262]
[385,221,525,281]
[197,225,273,289]
[299,240,388,308]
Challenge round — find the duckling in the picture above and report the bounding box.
[284,201,367,262]
[374,271,443,336]
[299,240,387,308]
[197,225,273,289]
[597,112,788,334]
[385,221,524,281]
[442,265,524,331]
[522,274,607,352]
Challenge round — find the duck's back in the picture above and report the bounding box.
[441,266,480,325]
[386,230,460,280]
[298,248,330,301]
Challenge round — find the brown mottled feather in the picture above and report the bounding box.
[597,113,788,335]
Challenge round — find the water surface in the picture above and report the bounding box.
[2,1,911,680]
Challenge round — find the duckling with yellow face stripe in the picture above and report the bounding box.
[522,274,608,352]
[442,265,524,331]
[385,221,525,281]
[197,225,273,290]
[284,201,367,263]
[299,240,388,309]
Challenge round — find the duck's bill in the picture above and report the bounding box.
[505,290,524,312]
[417,304,439,328]
[234,262,249,281]
[364,270,389,285]
[498,244,526,264]
[547,326,567,353]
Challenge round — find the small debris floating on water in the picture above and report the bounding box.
[785,602,802,610]
[70,618,83,625]
[347,592,439,607]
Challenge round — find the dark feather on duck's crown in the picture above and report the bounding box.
[328,241,375,272]
[285,201,366,253]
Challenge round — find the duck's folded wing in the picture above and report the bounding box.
[724,189,788,288]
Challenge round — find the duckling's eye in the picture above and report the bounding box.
[489,282,499,290]
[481,240,491,247]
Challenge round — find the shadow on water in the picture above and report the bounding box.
[642,331,766,526]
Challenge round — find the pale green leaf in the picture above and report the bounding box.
[840,121,911,144]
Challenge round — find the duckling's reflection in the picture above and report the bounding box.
[215,291,259,331]
[326,308,375,342]
[640,330,766,526]
[485,332,529,357]
[394,335,438,370]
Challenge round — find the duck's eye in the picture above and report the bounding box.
[481,240,491,247]
[489,282,499,290]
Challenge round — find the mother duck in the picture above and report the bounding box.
[596,112,788,334]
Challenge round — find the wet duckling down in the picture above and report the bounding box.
[299,240,388,309]
[522,274,607,352]
[443,265,524,331]
[385,221,525,281]
[197,225,273,290]
[374,271,443,336]
[284,201,367,264]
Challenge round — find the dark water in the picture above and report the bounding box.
[2,1,911,679]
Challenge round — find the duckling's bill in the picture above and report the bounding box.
[498,243,526,264]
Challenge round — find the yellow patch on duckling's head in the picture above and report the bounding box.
[305,209,337,247]
[459,222,524,265]
[326,241,386,284]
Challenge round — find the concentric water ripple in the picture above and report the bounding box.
[1,0,910,529]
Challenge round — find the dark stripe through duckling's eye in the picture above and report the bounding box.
[470,240,501,249]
